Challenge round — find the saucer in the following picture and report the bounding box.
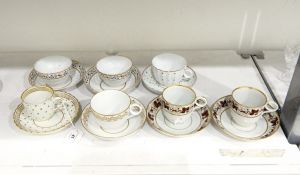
[146,96,211,137]
[13,91,81,135]
[142,66,197,94]
[28,60,85,90]
[211,96,280,141]
[81,97,146,140]
[84,66,141,94]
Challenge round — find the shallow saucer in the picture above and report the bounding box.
[84,66,141,94]
[146,96,211,137]
[142,66,197,94]
[13,91,81,135]
[211,95,280,141]
[28,60,85,90]
[81,97,146,140]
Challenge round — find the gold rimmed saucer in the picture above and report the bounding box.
[84,66,141,94]
[146,96,211,137]
[81,97,146,140]
[13,91,81,135]
[211,95,280,141]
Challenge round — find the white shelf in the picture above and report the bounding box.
[0,50,299,175]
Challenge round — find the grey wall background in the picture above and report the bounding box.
[0,0,299,52]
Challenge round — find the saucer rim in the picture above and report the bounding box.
[28,60,85,90]
[13,91,81,135]
[211,95,280,141]
[142,66,197,94]
[84,66,141,94]
[146,96,211,137]
[81,97,146,140]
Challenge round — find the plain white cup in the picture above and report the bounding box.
[161,85,207,127]
[21,85,62,122]
[34,55,74,87]
[96,56,133,87]
[229,86,279,131]
[152,53,193,86]
[90,90,142,133]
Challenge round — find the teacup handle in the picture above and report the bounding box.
[194,96,207,110]
[125,103,143,120]
[182,67,193,81]
[263,101,279,114]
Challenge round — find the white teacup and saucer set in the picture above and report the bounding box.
[84,55,142,94]
[142,53,197,94]
[211,86,280,141]
[147,85,211,136]
[13,85,81,135]
[81,90,146,140]
[28,55,85,90]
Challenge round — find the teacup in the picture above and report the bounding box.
[21,85,62,122]
[96,55,132,87]
[90,90,142,133]
[152,53,193,86]
[161,85,207,127]
[228,86,279,130]
[34,55,74,87]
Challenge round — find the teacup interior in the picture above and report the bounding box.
[34,55,72,74]
[91,90,130,115]
[152,53,186,71]
[24,90,53,104]
[163,86,195,105]
[232,87,267,107]
[96,56,132,75]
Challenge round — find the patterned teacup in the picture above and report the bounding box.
[34,56,74,87]
[21,85,62,122]
[161,85,207,126]
[151,53,193,86]
[90,90,142,133]
[96,55,132,87]
[228,86,279,130]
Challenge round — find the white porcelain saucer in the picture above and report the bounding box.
[81,97,146,140]
[13,91,81,135]
[28,60,85,90]
[142,66,197,94]
[211,95,280,141]
[84,66,141,94]
[147,96,211,137]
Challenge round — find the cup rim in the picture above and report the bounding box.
[96,55,133,76]
[90,90,131,117]
[162,85,196,107]
[152,53,187,72]
[231,86,267,108]
[21,85,54,104]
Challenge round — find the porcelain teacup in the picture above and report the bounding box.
[34,55,74,87]
[96,55,133,87]
[152,53,193,86]
[161,85,207,127]
[228,86,279,131]
[90,90,142,133]
[21,85,63,122]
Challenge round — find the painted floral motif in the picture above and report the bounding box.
[161,98,194,116]
[99,68,132,80]
[35,66,72,80]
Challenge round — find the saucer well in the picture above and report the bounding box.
[81,97,146,140]
[28,60,85,90]
[84,66,141,94]
[146,96,211,137]
[142,66,197,94]
[13,91,81,135]
[211,96,280,141]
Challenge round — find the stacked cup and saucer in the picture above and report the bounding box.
[28,55,85,90]
[142,53,197,94]
[147,85,212,137]
[211,86,280,140]
[84,55,141,94]
[13,85,80,134]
